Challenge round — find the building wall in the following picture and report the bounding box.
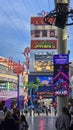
[0,57,24,105]
[29,16,57,74]
[28,16,57,101]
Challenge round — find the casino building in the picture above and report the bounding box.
[0,56,24,109]
[28,15,57,104]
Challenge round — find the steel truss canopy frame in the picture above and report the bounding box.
[44,2,73,29]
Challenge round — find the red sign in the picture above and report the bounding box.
[31,17,56,25]
[31,40,57,49]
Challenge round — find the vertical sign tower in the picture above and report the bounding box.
[53,54,69,96]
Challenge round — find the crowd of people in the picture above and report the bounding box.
[0,107,29,130]
[0,103,73,130]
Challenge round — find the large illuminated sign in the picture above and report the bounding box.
[29,50,57,73]
[0,88,24,100]
[35,52,53,61]
[34,52,53,72]
[54,54,69,64]
[53,54,69,96]
[31,40,57,49]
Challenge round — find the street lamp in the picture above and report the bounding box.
[13,61,24,109]
[8,58,24,109]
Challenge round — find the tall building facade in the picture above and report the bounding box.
[0,56,24,109]
[28,15,57,102]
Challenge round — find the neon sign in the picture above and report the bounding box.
[31,40,57,49]
[35,42,56,49]
[53,54,69,96]
[54,54,69,64]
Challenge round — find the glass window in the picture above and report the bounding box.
[31,30,34,36]
[42,30,47,37]
[50,30,55,37]
[35,30,40,37]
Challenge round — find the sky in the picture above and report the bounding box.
[0,0,73,64]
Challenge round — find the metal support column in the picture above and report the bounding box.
[55,0,69,115]
[17,74,20,109]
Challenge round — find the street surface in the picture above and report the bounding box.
[27,114,57,130]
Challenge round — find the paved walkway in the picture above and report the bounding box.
[27,114,57,130]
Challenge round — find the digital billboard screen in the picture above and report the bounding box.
[28,74,54,98]
[34,52,53,72]
[35,52,53,61]
[29,50,57,73]
[36,76,53,86]
[36,76,54,98]
[53,54,69,96]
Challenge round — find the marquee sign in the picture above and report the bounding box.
[31,40,57,49]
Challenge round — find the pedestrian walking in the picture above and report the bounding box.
[0,110,17,130]
[19,115,29,130]
[55,106,70,130]
[12,108,20,129]
[67,109,71,121]
[69,104,73,115]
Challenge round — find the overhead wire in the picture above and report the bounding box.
[32,0,41,15]
[48,0,51,10]
[0,5,20,33]
[22,0,37,17]
[37,0,42,12]
[7,0,26,26]
[0,5,27,60]
[8,0,28,31]
[7,0,20,17]
[22,0,32,17]
[7,0,30,39]
[34,0,51,15]
[26,0,34,14]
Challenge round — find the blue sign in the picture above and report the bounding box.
[54,54,69,64]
